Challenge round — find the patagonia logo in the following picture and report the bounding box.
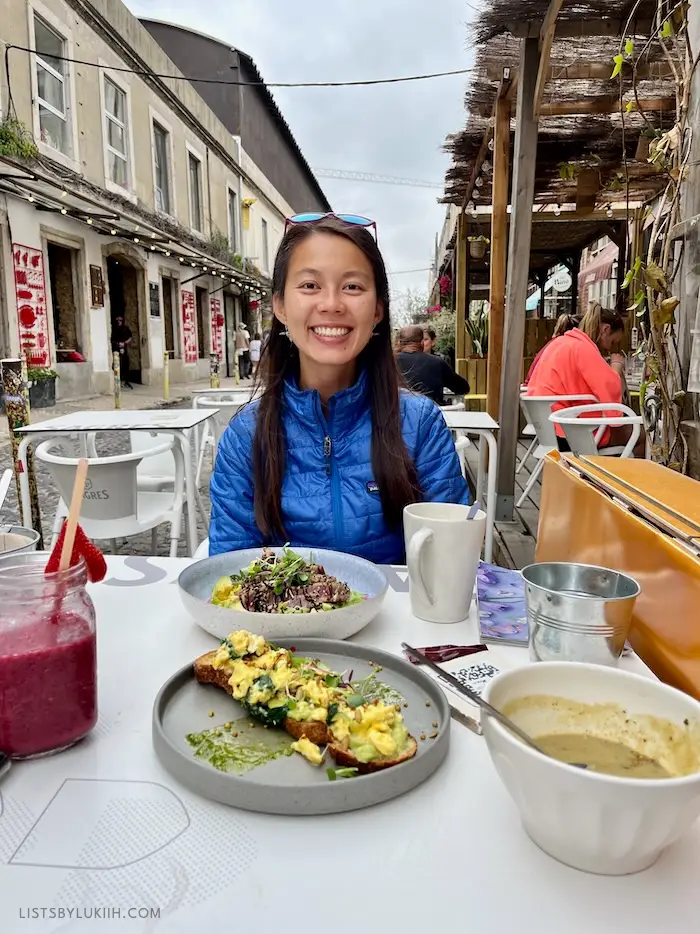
[366,481,380,494]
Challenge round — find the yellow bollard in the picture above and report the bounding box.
[112,351,122,410]
[234,352,240,385]
[163,351,170,401]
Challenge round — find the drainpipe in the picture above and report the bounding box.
[205,147,213,236]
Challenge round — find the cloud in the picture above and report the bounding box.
[125,0,475,310]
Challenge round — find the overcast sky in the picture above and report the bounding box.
[125,0,476,315]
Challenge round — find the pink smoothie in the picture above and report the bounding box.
[0,613,97,757]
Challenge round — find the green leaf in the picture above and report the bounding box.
[346,694,365,708]
[625,38,635,57]
[326,767,359,782]
[627,290,646,312]
[325,674,341,688]
[625,101,636,114]
[611,54,624,79]
[622,269,634,290]
[661,20,673,39]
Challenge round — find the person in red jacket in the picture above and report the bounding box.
[523,312,580,387]
[527,304,642,454]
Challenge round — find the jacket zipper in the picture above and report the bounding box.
[323,430,343,548]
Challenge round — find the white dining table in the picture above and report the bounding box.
[442,410,499,563]
[0,555,697,934]
[14,410,217,557]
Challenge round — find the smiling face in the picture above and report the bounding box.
[273,231,383,394]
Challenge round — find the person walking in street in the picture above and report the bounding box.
[111,315,133,389]
[235,323,251,379]
[209,214,470,563]
[249,332,262,378]
[396,325,470,406]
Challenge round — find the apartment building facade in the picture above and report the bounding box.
[0,0,327,398]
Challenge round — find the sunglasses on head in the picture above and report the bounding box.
[284,212,378,239]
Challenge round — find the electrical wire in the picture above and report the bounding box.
[5,44,474,88]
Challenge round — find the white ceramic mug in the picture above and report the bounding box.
[403,503,486,623]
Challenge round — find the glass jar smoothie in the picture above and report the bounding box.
[0,552,97,758]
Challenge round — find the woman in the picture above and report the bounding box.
[249,332,262,377]
[209,215,470,562]
[526,303,629,451]
[523,312,580,386]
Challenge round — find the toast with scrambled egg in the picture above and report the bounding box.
[193,630,418,774]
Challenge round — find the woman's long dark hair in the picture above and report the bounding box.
[251,217,421,541]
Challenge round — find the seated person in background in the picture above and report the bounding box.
[527,303,643,456]
[423,327,449,364]
[523,312,580,386]
[396,325,470,406]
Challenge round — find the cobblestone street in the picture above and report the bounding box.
[0,401,215,558]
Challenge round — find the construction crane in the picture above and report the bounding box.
[313,168,442,190]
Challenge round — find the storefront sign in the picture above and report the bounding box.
[13,243,50,366]
[181,290,197,364]
[149,282,161,318]
[90,265,104,307]
[210,296,224,360]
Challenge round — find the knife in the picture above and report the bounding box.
[450,705,482,735]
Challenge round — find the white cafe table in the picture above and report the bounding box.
[442,410,499,564]
[0,555,697,934]
[14,410,217,557]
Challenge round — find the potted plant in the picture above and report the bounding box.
[468,235,490,260]
[27,367,58,408]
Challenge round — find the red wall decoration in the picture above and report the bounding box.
[181,290,197,364]
[210,296,224,360]
[13,243,51,366]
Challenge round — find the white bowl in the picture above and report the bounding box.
[178,547,388,642]
[482,662,700,875]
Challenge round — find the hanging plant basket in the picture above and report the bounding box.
[469,237,489,260]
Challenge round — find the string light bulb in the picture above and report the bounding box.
[61,190,67,198]
[606,206,614,218]
[134,237,140,243]
[87,218,93,225]
[27,194,35,202]
[165,250,171,256]
[61,207,68,215]
[554,204,561,216]
[110,228,117,235]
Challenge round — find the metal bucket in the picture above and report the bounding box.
[522,562,642,667]
[0,526,40,558]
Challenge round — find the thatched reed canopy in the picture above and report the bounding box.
[443,2,677,209]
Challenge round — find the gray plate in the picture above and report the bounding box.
[152,638,450,815]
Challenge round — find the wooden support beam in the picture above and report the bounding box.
[576,168,600,214]
[509,18,653,39]
[487,78,512,422]
[487,61,675,83]
[455,211,469,370]
[539,96,676,117]
[534,0,565,120]
[497,37,541,522]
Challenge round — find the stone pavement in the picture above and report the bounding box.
[0,378,253,558]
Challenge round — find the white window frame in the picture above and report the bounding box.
[261,217,270,273]
[186,142,205,235]
[149,107,176,218]
[27,1,80,172]
[98,65,136,202]
[226,182,240,253]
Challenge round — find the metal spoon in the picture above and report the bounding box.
[467,501,481,520]
[402,643,587,768]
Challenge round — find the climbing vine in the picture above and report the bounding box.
[618,0,694,472]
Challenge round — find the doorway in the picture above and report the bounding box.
[224,293,236,377]
[195,286,208,360]
[107,256,142,384]
[162,275,179,359]
[47,243,80,356]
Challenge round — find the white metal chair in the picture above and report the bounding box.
[129,431,177,492]
[516,384,537,474]
[193,537,210,560]
[36,438,186,557]
[516,394,598,508]
[193,389,253,460]
[549,403,643,459]
[195,396,247,486]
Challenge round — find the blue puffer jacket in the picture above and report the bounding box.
[209,369,471,564]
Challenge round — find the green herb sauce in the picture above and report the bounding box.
[186,718,294,774]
